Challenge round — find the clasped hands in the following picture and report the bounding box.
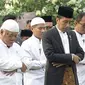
[52,54,81,67]
[2,63,27,76]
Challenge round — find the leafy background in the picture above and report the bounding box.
[0,0,85,25]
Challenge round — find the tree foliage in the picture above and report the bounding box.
[0,0,85,20]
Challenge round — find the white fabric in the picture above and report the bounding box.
[21,35,46,85]
[56,25,70,54]
[74,30,85,85]
[0,39,24,85]
[1,19,19,32]
[74,30,85,63]
[31,17,45,26]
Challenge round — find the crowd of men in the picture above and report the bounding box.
[0,5,85,85]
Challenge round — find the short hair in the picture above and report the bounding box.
[76,12,85,22]
[2,14,17,22]
[26,20,31,24]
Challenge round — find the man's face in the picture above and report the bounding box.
[21,36,30,41]
[32,23,46,39]
[26,23,31,30]
[76,16,85,34]
[1,29,18,47]
[57,17,72,32]
[45,22,53,30]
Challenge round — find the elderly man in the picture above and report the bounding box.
[0,19,27,85]
[21,17,46,85]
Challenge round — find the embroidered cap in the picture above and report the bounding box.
[30,17,45,26]
[1,19,19,32]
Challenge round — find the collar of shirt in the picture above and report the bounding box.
[56,25,67,35]
[0,39,9,48]
[56,25,66,34]
[73,30,85,40]
[32,35,41,44]
[56,25,70,53]
[73,30,85,51]
[73,30,83,36]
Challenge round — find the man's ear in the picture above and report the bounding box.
[74,21,78,25]
[0,29,4,34]
[31,27,33,30]
[56,17,59,22]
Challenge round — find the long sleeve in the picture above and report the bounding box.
[42,29,84,64]
[21,39,44,71]
[0,57,22,71]
[0,42,22,71]
[42,31,72,64]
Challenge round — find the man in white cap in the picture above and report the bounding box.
[21,17,46,85]
[0,19,27,85]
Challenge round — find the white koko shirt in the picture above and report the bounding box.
[0,39,24,85]
[74,30,85,85]
[21,35,46,85]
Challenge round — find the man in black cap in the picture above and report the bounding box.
[2,14,17,22]
[41,16,53,30]
[20,29,32,44]
[42,6,84,85]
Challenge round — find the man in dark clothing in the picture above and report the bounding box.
[42,6,84,85]
[42,16,53,30]
[20,29,32,44]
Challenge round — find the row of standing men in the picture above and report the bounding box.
[0,5,85,85]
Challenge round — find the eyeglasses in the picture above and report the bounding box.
[79,22,85,27]
[6,31,18,38]
[36,26,46,30]
[45,26,52,30]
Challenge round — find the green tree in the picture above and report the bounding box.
[0,0,85,24]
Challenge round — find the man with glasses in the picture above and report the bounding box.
[21,17,46,85]
[73,12,85,85]
[0,19,27,85]
[42,6,84,85]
